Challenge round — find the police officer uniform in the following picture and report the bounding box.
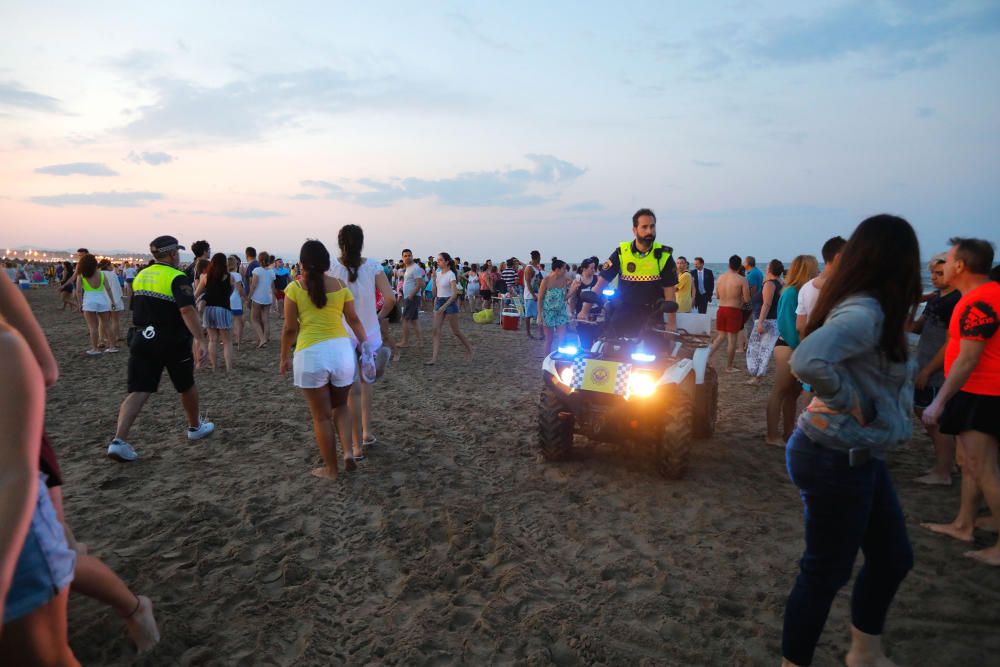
[127,236,198,394]
[598,240,679,336]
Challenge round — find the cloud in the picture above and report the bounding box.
[289,193,319,200]
[0,81,64,113]
[30,191,163,208]
[302,154,586,208]
[218,208,281,219]
[125,150,175,165]
[117,68,462,141]
[105,49,168,74]
[692,159,722,168]
[565,201,604,213]
[752,2,1000,73]
[35,162,119,177]
[448,13,516,52]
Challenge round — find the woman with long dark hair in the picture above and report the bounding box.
[280,240,368,479]
[329,225,396,458]
[195,253,235,371]
[428,252,474,365]
[781,214,921,667]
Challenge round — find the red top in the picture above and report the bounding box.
[945,280,1000,396]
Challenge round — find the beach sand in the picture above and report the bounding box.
[27,290,1000,665]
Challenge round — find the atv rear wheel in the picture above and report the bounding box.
[539,384,574,461]
[657,380,694,479]
[693,366,719,440]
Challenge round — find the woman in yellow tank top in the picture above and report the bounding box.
[280,240,369,480]
[76,253,118,355]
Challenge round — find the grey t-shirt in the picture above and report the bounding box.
[402,264,426,298]
[916,290,960,388]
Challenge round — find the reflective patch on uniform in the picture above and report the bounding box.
[133,290,176,302]
[620,274,660,282]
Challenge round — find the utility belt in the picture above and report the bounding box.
[127,324,190,348]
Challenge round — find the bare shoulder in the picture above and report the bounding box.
[326,275,345,290]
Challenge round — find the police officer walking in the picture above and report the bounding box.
[107,236,215,462]
[580,208,678,335]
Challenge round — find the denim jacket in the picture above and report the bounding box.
[791,294,915,459]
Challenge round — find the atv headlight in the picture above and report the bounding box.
[628,372,657,398]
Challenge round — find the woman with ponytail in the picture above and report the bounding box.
[280,240,369,479]
[329,225,396,459]
[427,252,474,365]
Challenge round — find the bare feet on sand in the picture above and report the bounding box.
[975,516,998,533]
[310,467,338,480]
[124,595,160,653]
[343,457,357,472]
[921,521,974,543]
[964,546,1000,566]
[914,472,952,486]
[765,437,786,448]
[845,652,900,667]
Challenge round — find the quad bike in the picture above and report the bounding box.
[539,290,718,479]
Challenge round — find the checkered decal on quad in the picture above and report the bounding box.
[614,363,632,395]
[570,358,587,389]
[570,359,632,396]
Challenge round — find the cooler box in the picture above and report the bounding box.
[501,307,520,330]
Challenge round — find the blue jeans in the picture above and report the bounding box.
[782,429,913,666]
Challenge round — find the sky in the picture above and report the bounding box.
[1,0,998,263]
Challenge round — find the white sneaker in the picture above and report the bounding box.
[187,419,215,441]
[107,438,139,462]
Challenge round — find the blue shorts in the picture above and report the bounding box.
[232,308,243,317]
[525,299,538,318]
[4,475,76,624]
[435,297,459,315]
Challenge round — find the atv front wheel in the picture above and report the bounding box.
[693,366,719,440]
[657,380,694,479]
[539,384,574,461]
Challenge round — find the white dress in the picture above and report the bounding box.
[328,257,382,351]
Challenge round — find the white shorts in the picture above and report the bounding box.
[81,291,111,313]
[293,337,356,389]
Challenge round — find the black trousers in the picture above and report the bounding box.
[694,292,710,314]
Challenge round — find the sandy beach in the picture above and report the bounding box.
[28,289,1000,665]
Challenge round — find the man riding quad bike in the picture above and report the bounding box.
[539,208,718,478]
[539,290,718,479]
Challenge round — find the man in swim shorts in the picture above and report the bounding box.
[709,255,751,372]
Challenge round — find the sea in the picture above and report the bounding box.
[703,263,934,292]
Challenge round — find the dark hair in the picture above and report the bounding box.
[300,240,331,308]
[191,240,210,258]
[744,256,756,267]
[338,224,364,283]
[195,258,210,277]
[728,255,742,271]
[258,251,271,267]
[245,246,257,258]
[77,248,89,254]
[949,237,995,275]
[676,255,687,263]
[438,252,456,273]
[551,259,566,271]
[78,253,97,278]
[632,208,656,227]
[694,256,704,264]
[821,236,847,264]
[530,250,541,260]
[402,248,412,256]
[992,264,1000,283]
[580,257,596,269]
[98,258,112,270]
[807,214,921,363]
[767,259,784,277]
[206,252,228,283]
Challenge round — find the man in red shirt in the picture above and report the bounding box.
[922,237,1000,565]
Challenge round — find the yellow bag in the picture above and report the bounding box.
[472,308,494,324]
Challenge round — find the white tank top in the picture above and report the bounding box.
[328,257,383,350]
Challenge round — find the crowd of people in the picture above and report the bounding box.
[2,214,999,665]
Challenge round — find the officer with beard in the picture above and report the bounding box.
[579,208,678,336]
